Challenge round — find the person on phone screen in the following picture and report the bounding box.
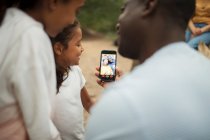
[86,0,210,140]
[107,55,116,73]
[100,58,114,76]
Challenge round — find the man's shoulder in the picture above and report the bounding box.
[103,42,210,98]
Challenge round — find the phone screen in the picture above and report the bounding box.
[99,50,117,82]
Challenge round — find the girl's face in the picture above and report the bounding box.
[103,59,109,66]
[45,0,85,37]
[61,28,84,67]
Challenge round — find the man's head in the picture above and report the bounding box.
[117,0,195,60]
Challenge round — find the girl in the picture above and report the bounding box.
[0,0,84,139]
[50,21,93,140]
[185,0,210,49]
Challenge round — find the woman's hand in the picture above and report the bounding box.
[95,66,123,88]
[189,20,202,36]
[192,27,202,36]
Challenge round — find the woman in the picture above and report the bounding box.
[0,0,84,139]
[186,0,210,49]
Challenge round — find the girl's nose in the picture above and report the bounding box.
[81,46,84,52]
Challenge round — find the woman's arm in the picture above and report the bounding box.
[188,20,202,36]
[81,87,93,113]
[188,20,195,31]
[13,30,61,140]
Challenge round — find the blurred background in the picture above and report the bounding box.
[78,0,124,38]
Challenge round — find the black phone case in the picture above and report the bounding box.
[99,50,117,82]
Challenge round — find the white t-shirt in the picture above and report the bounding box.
[54,66,86,140]
[86,42,210,140]
[0,8,60,140]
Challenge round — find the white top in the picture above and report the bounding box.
[0,8,60,140]
[86,42,210,140]
[54,66,86,140]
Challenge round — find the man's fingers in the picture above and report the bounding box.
[95,72,99,77]
[96,79,101,85]
[97,79,105,87]
[116,67,123,77]
[96,66,100,71]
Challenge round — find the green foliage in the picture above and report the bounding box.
[78,0,124,34]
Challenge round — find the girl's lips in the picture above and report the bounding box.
[77,55,81,60]
[78,52,82,57]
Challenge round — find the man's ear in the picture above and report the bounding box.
[53,42,64,56]
[141,0,158,17]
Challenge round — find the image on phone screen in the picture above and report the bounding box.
[99,51,117,81]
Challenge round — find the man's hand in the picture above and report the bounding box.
[95,66,123,88]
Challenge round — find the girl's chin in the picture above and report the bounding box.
[75,62,80,65]
[70,62,80,66]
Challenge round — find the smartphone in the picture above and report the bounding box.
[99,50,117,82]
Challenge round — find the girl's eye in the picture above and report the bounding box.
[77,43,81,47]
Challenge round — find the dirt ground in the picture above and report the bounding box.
[80,37,133,124]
